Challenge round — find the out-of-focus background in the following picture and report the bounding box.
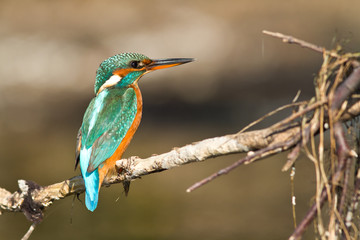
[0,1,359,239]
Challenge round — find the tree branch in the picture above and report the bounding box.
[0,123,296,213]
[262,30,331,55]
[1,97,359,215]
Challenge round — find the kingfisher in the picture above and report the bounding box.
[75,52,193,211]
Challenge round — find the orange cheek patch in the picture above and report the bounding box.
[143,59,152,65]
[113,67,146,77]
[113,68,135,77]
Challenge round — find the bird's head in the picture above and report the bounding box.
[94,53,193,95]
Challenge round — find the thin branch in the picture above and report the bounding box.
[289,123,351,240]
[238,101,306,134]
[262,30,339,58]
[282,143,301,171]
[290,166,297,229]
[289,187,328,240]
[345,165,360,230]
[21,223,36,240]
[332,65,360,111]
[338,153,352,216]
[186,136,298,192]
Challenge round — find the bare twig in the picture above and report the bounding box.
[332,66,360,111]
[262,30,340,58]
[186,135,299,192]
[289,188,328,240]
[21,223,36,240]
[282,143,301,171]
[238,101,306,134]
[345,166,360,230]
[338,154,352,216]
[290,167,297,229]
[187,98,329,192]
[289,123,351,240]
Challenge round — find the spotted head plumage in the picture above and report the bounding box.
[94,53,151,95]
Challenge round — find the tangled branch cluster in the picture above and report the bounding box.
[1,31,360,240]
[261,32,360,239]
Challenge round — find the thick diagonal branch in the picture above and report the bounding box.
[0,127,274,215]
[1,98,359,218]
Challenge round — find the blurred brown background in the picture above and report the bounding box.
[0,0,359,239]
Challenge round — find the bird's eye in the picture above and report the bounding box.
[130,61,141,69]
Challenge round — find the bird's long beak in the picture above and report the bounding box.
[148,58,194,71]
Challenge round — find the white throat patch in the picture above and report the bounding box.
[97,75,122,95]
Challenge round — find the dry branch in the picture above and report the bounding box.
[1,96,359,225]
[0,123,302,214]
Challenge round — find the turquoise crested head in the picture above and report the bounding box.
[94,53,150,94]
[94,53,194,95]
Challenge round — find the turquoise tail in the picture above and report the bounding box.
[80,147,100,212]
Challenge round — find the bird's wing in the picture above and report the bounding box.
[81,87,138,173]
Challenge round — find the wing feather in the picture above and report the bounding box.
[80,87,137,172]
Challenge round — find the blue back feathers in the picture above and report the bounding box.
[80,87,138,211]
[81,88,137,168]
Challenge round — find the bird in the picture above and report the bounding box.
[75,52,193,211]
